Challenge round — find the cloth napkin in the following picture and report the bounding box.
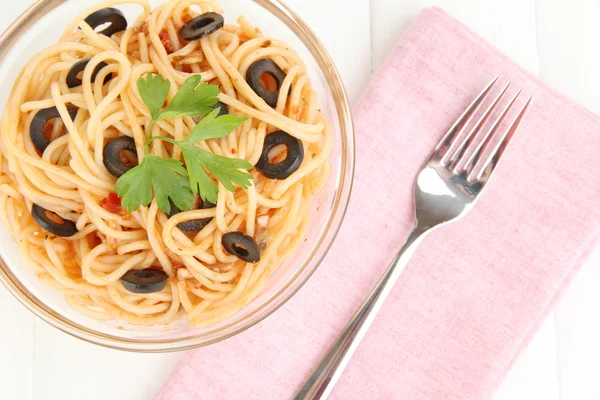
[156,7,600,400]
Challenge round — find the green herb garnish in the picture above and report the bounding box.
[137,74,219,136]
[116,155,194,215]
[116,74,252,213]
[178,110,254,202]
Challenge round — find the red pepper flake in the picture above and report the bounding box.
[43,121,53,141]
[100,192,123,213]
[231,148,237,154]
[45,211,64,225]
[260,73,278,92]
[91,231,105,248]
[159,30,174,54]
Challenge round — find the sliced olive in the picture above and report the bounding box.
[246,59,287,107]
[30,106,78,154]
[212,101,228,117]
[120,269,169,294]
[66,59,113,88]
[167,197,215,232]
[222,232,261,263]
[31,204,77,237]
[257,130,304,180]
[179,12,225,41]
[84,8,128,37]
[103,136,138,178]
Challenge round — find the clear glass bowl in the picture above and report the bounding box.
[0,0,354,351]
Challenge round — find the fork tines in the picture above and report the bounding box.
[434,76,532,182]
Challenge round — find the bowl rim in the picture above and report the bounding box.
[0,0,355,352]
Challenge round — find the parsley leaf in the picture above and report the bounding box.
[137,74,219,136]
[183,156,220,203]
[116,155,194,213]
[137,74,170,123]
[159,75,219,121]
[180,144,253,203]
[178,109,252,203]
[117,74,253,212]
[187,109,249,142]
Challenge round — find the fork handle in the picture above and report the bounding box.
[294,224,428,400]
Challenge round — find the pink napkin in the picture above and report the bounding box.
[156,7,600,400]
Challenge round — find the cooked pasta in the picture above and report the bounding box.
[0,0,331,327]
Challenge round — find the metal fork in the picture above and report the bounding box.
[295,77,532,400]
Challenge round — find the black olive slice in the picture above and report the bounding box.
[103,136,138,178]
[212,101,228,117]
[120,269,169,294]
[66,59,113,88]
[84,8,128,37]
[256,130,304,180]
[246,59,287,107]
[31,204,78,237]
[30,106,78,154]
[167,197,215,232]
[179,12,225,41]
[222,232,261,263]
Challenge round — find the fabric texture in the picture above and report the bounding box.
[156,7,600,400]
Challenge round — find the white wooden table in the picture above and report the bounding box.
[2,1,600,399]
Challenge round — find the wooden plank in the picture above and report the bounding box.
[0,288,35,400]
[554,251,600,400]
[494,316,560,400]
[535,0,600,112]
[535,1,600,399]
[370,0,540,72]
[284,0,372,105]
[1,4,40,400]
[32,322,183,400]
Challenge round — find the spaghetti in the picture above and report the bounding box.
[0,0,331,327]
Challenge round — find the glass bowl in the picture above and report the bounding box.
[0,0,354,351]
